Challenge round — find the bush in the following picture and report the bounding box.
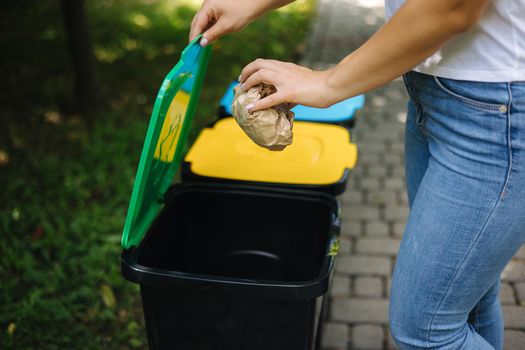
[0,0,314,349]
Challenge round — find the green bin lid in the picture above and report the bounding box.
[121,36,211,249]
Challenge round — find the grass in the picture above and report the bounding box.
[0,0,315,348]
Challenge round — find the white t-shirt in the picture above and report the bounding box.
[385,0,525,82]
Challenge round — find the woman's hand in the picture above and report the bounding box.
[189,0,295,46]
[239,59,335,112]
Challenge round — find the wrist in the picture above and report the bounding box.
[253,0,294,18]
[318,67,340,107]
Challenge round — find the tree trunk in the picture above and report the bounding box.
[61,0,99,119]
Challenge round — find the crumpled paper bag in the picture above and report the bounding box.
[231,83,294,151]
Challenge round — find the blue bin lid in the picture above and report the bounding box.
[219,81,365,123]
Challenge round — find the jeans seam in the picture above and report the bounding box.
[500,83,513,200]
[417,111,427,136]
[427,202,503,344]
[427,93,513,342]
[474,302,481,331]
[433,76,503,112]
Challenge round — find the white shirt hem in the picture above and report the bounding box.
[413,66,525,82]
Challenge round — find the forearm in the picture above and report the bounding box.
[324,0,489,104]
[248,0,297,19]
[191,0,297,43]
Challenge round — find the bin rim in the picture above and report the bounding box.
[181,160,350,195]
[122,249,335,301]
[121,182,341,301]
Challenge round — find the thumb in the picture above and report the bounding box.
[249,92,287,112]
[189,10,209,42]
[201,21,229,46]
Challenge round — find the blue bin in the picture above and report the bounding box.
[218,81,365,127]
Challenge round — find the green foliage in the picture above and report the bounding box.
[1,114,147,350]
[0,0,314,349]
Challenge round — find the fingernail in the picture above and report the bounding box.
[238,74,242,82]
[241,83,246,91]
[200,37,208,47]
[246,103,254,111]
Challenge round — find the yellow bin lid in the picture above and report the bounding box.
[184,118,357,188]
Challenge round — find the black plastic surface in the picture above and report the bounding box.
[180,161,349,196]
[140,284,322,350]
[121,183,340,350]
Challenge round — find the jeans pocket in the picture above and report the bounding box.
[404,73,427,130]
[433,76,507,113]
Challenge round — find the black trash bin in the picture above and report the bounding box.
[121,38,341,350]
[122,183,340,350]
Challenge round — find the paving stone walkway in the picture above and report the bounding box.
[300,1,525,349]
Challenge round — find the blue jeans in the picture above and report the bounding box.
[389,71,525,349]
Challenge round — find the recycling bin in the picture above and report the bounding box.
[121,37,341,350]
[122,183,340,350]
[218,81,365,128]
[182,117,358,196]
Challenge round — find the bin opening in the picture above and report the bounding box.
[136,187,332,283]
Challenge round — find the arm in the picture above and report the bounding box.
[190,0,295,46]
[240,0,490,111]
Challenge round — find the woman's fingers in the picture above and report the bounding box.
[241,68,280,91]
[202,20,231,46]
[239,60,299,110]
[239,59,264,83]
[240,59,281,83]
[238,59,331,110]
[249,92,288,112]
[189,8,229,45]
[240,59,312,82]
[189,0,262,44]
[189,10,209,41]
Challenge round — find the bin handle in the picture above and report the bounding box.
[327,216,341,257]
[327,237,339,257]
[331,216,341,237]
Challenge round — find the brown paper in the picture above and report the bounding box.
[231,83,294,151]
